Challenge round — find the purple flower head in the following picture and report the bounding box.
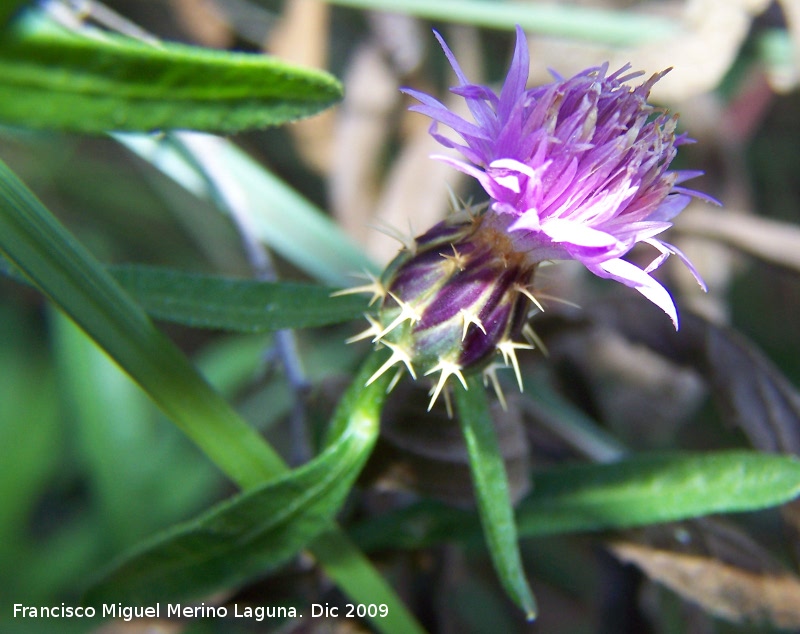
[403,26,714,328]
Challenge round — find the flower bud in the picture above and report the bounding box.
[347,205,539,409]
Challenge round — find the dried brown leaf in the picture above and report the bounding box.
[527,0,771,102]
[782,499,800,565]
[329,42,402,247]
[269,0,330,66]
[610,535,800,628]
[784,499,800,534]
[366,13,425,76]
[676,206,800,274]
[703,323,800,453]
[540,325,706,450]
[364,27,481,264]
[268,0,334,173]
[169,0,232,48]
[367,111,466,264]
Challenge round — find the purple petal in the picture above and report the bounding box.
[432,29,498,130]
[593,258,679,328]
[432,29,470,86]
[672,186,722,206]
[407,103,491,141]
[646,194,692,222]
[497,25,530,121]
[541,218,619,248]
[650,239,708,291]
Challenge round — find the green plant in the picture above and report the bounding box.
[2,2,800,633]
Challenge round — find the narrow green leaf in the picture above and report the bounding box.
[0,11,342,133]
[517,451,800,536]
[454,376,537,620]
[110,265,368,331]
[350,451,800,552]
[350,500,474,552]
[323,0,678,47]
[2,263,367,331]
[85,353,391,605]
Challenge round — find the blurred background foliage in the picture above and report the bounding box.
[2,0,800,633]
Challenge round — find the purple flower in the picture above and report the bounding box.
[403,26,712,328]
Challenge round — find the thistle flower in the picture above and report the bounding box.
[403,26,711,328]
[343,26,712,408]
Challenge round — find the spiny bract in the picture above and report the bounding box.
[341,203,541,411]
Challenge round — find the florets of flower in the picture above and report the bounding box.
[403,26,713,328]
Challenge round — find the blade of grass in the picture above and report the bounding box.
[2,262,368,332]
[0,158,425,634]
[322,0,678,47]
[454,376,537,620]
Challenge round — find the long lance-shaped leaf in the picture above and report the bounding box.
[0,159,425,634]
[0,11,342,133]
[110,265,368,332]
[350,451,800,552]
[454,376,537,620]
[2,256,370,330]
[516,451,800,536]
[85,353,391,606]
